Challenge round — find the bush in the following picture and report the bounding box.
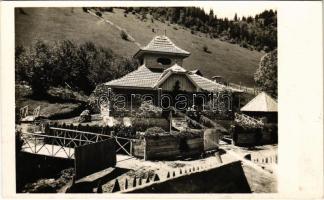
[132,118,169,132]
[136,100,162,118]
[240,41,248,48]
[203,45,209,52]
[120,30,128,41]
[105,7,113,12]
[95,11,102,17]
[124,13,127,17]
[145,127,165,135]
[82,7,88,13]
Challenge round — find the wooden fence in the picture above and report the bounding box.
[74,139,116,179]
[228,82,261,95]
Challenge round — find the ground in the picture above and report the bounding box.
[72,144,277,193]
[16,84,87,119]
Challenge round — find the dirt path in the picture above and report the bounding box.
[100,146,277,193]
[88,10,141,47]
[220,144,278,193]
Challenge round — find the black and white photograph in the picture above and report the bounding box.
[13,5,278,193]
[1,0,322,198]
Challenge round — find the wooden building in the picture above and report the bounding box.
[102,35,242,109]
[105,35,240,92]
[240,92,278,123]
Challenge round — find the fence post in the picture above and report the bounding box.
[124,178,128,190]
[132,177,137,187]
[111,179,121,192]
[144,138,147,161]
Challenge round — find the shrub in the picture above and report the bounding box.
[132,118,169,132]
[145,126,165,135]
[203,45,209,52]
[120,30,128,41]
[136,100,162,118]
[190,30,195,34]
[105,7,113,12]
[124,13,127,17]
[240,41,248,48]
[95,11,102,17]
[82,7,88,13]
[151,18,154,23]
[152,28,155,33]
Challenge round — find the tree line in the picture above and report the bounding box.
[123,7,277,52]
[15,40,138,97]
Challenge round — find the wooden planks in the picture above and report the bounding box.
[74,139,116,180]
[132,135,204,160]
[203,129,220,151]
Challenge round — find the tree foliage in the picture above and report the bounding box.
[125,7,277,52]
[254,49,277,98]
[15,40,138,96]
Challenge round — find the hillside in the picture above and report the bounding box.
[15,7,264,87]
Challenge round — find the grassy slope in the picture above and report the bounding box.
[15,8,263,87]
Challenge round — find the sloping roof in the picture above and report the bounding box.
[154,64,200,89]
[189,74,226,92]
[134,36,190,58]
[104,65,161,89]
[241,92,278,112]
[105,64,241,93]
[165,63,187,73]
[190,69,203,76]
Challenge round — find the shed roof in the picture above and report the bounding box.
[134,35,190,58]
[241,92,278,112]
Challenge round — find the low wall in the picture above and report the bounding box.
[232,124,277,146]
[126,161,251,193]
[132,135,204,160]
[251,153,278,165]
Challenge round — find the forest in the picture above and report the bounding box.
[120,7,277,52]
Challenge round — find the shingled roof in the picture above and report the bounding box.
[104,65,161,89]
[134,35,190,58]
[105,64,242,92]
[241,92,278,112]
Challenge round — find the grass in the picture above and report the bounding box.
[15,85,87,119]
[15,8,263,87]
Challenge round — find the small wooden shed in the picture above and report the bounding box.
[240,92,278,123]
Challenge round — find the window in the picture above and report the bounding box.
[157,57,172,65]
